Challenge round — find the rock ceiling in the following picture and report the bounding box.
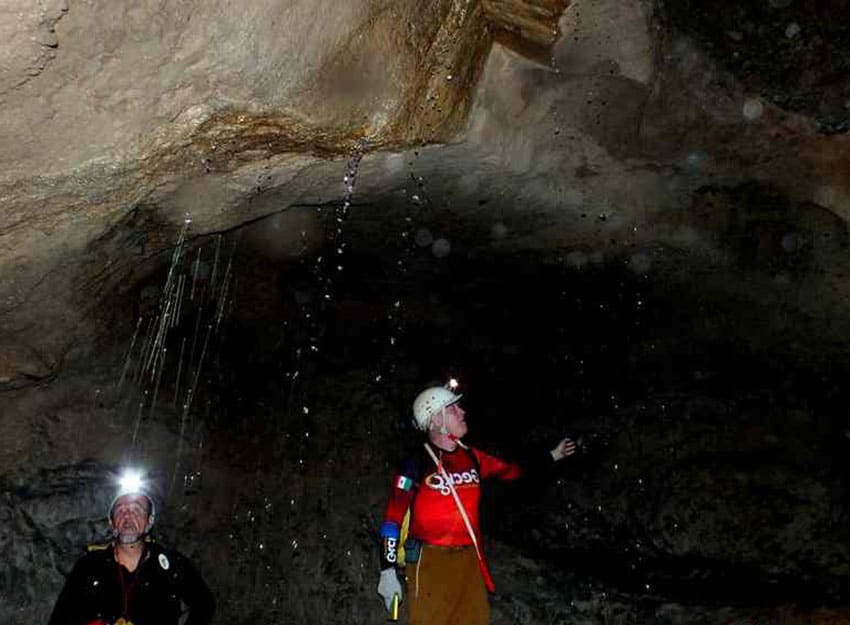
[1,0,848,389]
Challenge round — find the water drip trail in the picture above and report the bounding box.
[319,138,369,306]
[254,139,369,601]
[188,303,204,384]
[117,316,143,392]
[209,235,223,297]
[371,153,431,404]
[173,337,187,407]
[134,316,157,385]
[132,389,149,447]
[114,215,236,486]
[170,320,213,495]
[174,274,186,328]
[214,243,236,333]
[148,342,167,420]
[190,248,202,301]
[289,139,369,415]
[171,237,238,495]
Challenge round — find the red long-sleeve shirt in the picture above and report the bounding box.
[380,443,522,567]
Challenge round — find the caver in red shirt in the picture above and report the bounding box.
[379,442,522,569]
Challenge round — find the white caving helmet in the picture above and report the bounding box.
[412,382,462,431]
[107,468,156,535]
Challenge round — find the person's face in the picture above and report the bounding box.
[111,495,151,544]
[441,403,468,438]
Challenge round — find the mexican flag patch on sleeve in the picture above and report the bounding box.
[396,475,413,491]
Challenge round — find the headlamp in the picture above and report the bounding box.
[108,467,156,533]
[117,469,145,495]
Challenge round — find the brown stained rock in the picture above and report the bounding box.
[188,112,366,166]
[2,0,850,403]
[484,0,570,63]
[0,0,518,381]
[384,0,494,145]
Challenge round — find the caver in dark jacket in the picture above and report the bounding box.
[48,539,214,625]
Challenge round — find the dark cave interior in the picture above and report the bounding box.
[4,1,850,623]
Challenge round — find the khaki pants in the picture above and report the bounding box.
[405,544,489,625]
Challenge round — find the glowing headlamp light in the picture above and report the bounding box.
[446,378,459,391]
[117,469,145,495]
[108,467,156,531]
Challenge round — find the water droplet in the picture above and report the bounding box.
[414,228,433,247]
[566,250,588,270]
[432,238,451,258]
[629,252,652,275]
[743,98,764,121]
[781,232,799,252]
[686,151,707,171]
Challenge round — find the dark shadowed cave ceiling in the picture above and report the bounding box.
[2,1,850,624]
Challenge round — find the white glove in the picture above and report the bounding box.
[377,568,403,611]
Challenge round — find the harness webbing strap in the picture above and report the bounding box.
[424,442,495,592]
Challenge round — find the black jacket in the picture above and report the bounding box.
[48,540,214,625]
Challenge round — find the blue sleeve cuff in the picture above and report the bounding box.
[380,521,400,540]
